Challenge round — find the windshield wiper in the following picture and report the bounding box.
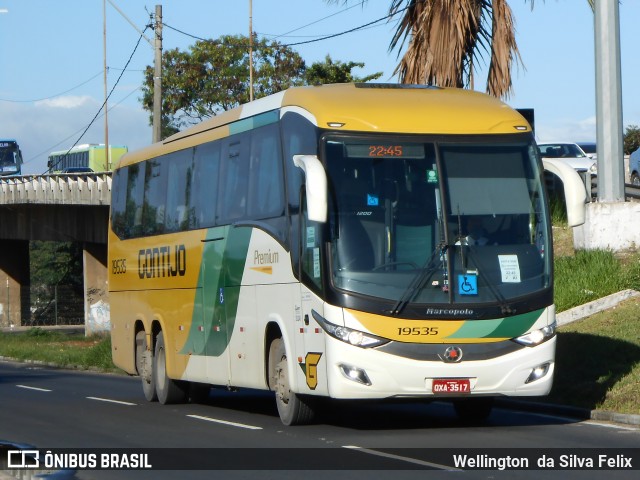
[389,243,448,316]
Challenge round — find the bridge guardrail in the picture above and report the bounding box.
[0,173,112,206]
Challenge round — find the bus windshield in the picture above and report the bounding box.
[0,140,22,176]
[324,135,551,308]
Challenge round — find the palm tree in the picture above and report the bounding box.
[329,0,594,99]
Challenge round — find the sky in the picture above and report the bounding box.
[1,0,639,175]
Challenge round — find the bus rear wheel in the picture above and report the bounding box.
[135,331,157,402]
[269,338,315,426]
[154,331,188,404]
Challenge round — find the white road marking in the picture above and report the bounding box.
[86,396,137,406]
[187,414,263,430]
[16,385,52,392]
[342,445,460,471]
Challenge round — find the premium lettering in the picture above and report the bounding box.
[138,244,186,279]
[254,249,279,265]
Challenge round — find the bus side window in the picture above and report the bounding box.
[165,149,194,233]
[192,142,221,228]
[142,159,167,235]
[248,123,284,219]
[218,135,250,223]
[300,195,323,292]
[125,163,145,238]
[111,167,128,238]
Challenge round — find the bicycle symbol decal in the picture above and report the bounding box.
[458,274,478,295]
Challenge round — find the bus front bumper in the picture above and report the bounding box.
[324,335,556,400]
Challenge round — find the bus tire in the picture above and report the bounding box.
[136,330,157,402]
[154,331,188,404]
[269,338,315,426]
[453,397,494,423]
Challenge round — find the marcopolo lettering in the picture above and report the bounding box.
[138,244,187,279]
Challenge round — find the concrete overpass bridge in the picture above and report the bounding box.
[0,173,111,332]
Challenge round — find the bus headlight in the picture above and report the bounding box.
[513,322,557,347]
[312,310,389,348]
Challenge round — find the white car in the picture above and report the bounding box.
[538,142,597,174]
[577,142,597,161]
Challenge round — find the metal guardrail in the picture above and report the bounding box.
[588,177,640,201]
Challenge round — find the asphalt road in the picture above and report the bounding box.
[0,361,638,480]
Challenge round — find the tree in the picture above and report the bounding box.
[141,36,382,137]
[306,55,383,84]
[29,241,84,324]
[30,241,83,288]
[141,35,306,134]
[623,125,640,155]
[328,0,594,99]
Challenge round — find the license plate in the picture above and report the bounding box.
[432,378,471,394]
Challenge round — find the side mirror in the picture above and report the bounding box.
[293,154,327,223]
[543,158,587,227]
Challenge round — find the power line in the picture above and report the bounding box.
[282,10,395,47]
[24,86,142,167]
[265,0,366,40]
[0,71,103,103]
[163,2,409,49]
[43,29,148,174]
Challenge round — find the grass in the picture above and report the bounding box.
[547,222,640,414]
[0,328,118,372]
[549,298,640,414]
[1,224,639,415]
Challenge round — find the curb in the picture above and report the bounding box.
[496,399,640,427]
[556,289,640,326]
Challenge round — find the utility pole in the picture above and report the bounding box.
[153,4,163,143]
[103,0,110,169]
[249,0,253,102]
[594,0,625,202]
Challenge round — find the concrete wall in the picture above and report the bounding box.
[573,201,640,251]
[83,243,110,335]
[0,240,30,327]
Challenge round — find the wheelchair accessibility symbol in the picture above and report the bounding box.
[458,274,478,295]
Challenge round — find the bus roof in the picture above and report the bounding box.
[118,83,531,168]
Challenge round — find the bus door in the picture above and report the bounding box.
[297,216,329,396]
[201,226,231,384]
[296,285,328,395]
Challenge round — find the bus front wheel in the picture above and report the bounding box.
[135,330,156,402]
[154,331,188,404]
[269,338,315,426]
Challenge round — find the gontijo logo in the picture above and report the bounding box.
[138,244,186,279]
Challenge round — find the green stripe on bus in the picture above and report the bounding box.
[181,226,252,357]
[445,309,543,340]
[229,110,279,135]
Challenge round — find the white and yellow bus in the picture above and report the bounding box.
[109,83,586,425]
